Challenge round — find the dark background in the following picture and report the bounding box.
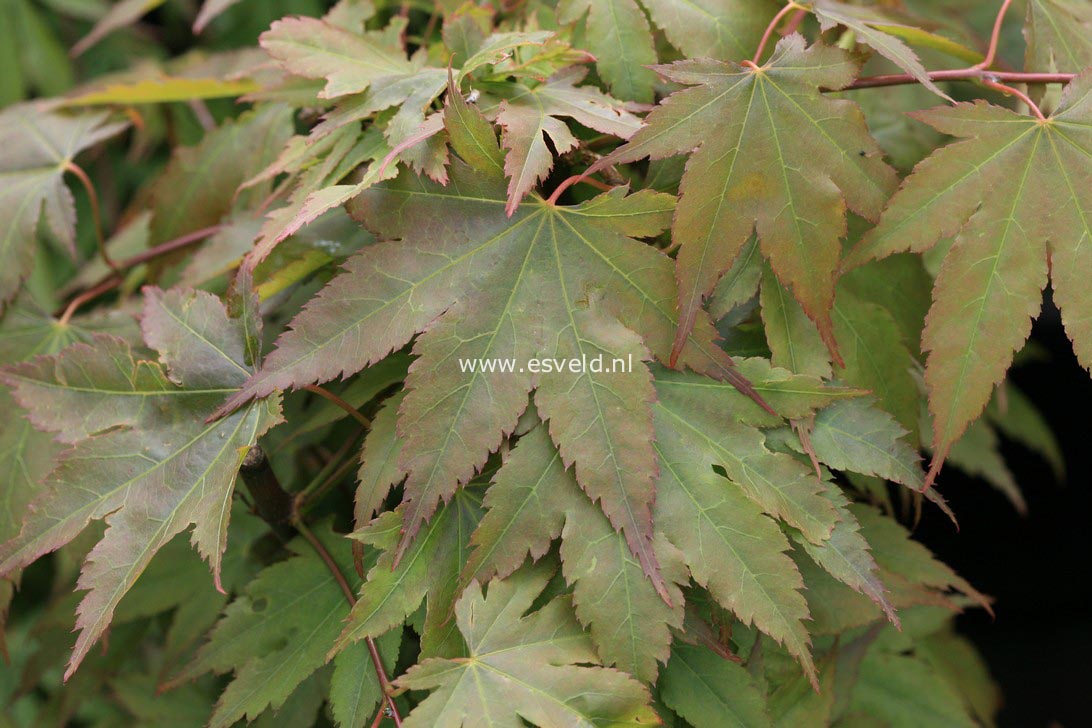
[916,292,1091,728]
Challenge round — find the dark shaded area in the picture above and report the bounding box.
[915,293,1092,727]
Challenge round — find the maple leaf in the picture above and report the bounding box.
[395,564,659,728]
[659,643,770,728]
[844,70,1092,483]
[463,423,686,681]
[558,0,658,102]
[0,106,127,306]
[168,524,391,728]
[0,287,281,679]
[334,489,482,659]
[218,154,745,599]
[1025,0,1092,72]
[497,67,642,213]
[639,0,776,62]
[598,35,897,365]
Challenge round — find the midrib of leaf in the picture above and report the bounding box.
[464,446,562,583]
[833,304,893,401]
[684,79,760,320]
[668,645,758,725]
[400,215,544,536]
[868,126,1037,247]
[653,438,808,659]
[763,70,888,206]
[937,131,1043,444]
[818,416,920,485]
[547,214,656,583]
[555,210,729,368]
[72,405,259,673]
[766,276,803,372]
[759,79,815,293]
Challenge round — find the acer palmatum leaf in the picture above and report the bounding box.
[0,288,281,679]
[844,69,1092,485]
[596,35,897,366]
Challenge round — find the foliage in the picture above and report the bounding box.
[0,0,1082,725]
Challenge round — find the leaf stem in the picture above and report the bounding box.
[975,0,1013,71]
[239,447,404,726]
[293,518,403,727]
[983,79,1047,120]
[752,2,801,64]
[64,161,117,275]
[303,384,373,429]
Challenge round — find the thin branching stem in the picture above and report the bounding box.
[303,384,373,429]
[752,2,801,64]
[64,161,118,274]
[293,519,403,727]
[976,0,1014,70]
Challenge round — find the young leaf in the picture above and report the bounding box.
[498,68,641,213]
[396,565,659,727]
[844,71,1092,482]
[810,398,925,489]
[0,288,281,679]
[599,36,897,364]
[0,107,126,305]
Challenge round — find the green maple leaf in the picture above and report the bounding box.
[0,106,126,306]
[220,154,745,599]
[659,643,770,728]
[0,287,281,679]
[558,0,658,102]
[395,564,659,728]
[169,524,391,728]
[639,0,776,62]
[599,36,896,364]
[844,71,1092,482]
[463,424,686,682]
[1025,0,1092,72]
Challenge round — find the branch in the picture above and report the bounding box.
[239,446,404,726]
[843,69,1075,91]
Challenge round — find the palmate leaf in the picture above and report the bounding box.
[844,70,1092,482]
[639,0,777,62]
[558,0,658,102]
[396,564,659,728]
[497,67,642,213]
[220,152,747,599]
[659,643,770,728]
[1025,0,1092,72]
[598,36,896,364]
[0,288,281,679]
[168,524,390,728]
[0,106,126,306]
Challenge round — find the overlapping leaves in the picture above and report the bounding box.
[0,288,281,678]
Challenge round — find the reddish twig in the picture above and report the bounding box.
[56,224,223,323]
[64,161,117,274]
[303,384,373,429]
[545,173,612,205]
[752,2,801,64]
[975,0,1013,71]
[844,69,1075,90]
[294,520,403,727]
